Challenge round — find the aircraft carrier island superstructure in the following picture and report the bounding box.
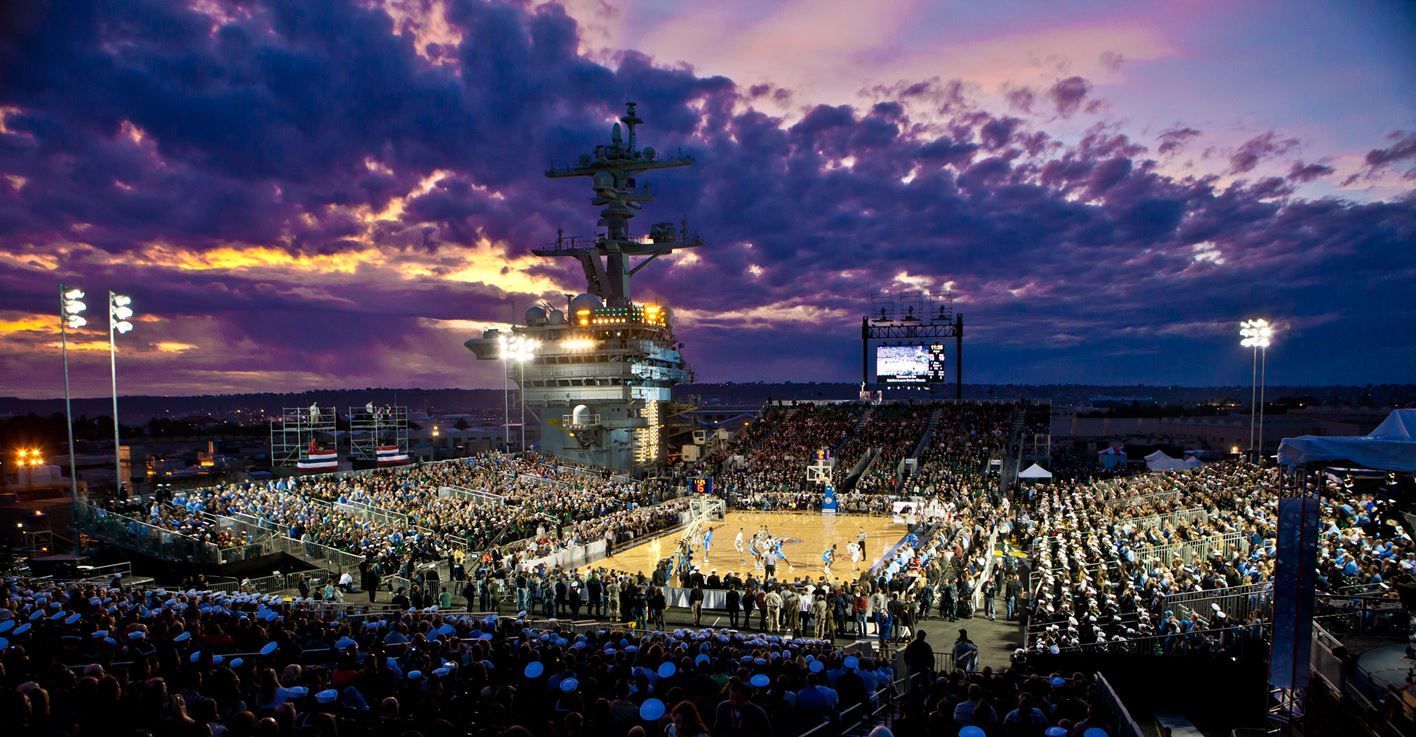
[465,103,701,472]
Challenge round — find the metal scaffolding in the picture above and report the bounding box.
[347,404,409,463]
[269,404,338,469]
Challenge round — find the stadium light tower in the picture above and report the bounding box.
[108,292,135,495]
[1239,319,1274,463]
[498,334,511,449]
[507,335,541,452]
[59,284,86,507]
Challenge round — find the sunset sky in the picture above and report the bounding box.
[1,0,1413,399]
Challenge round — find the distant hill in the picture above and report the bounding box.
[1,383,1411,422]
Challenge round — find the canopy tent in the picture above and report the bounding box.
[1098,446,1127,470]
[1277,409,1416,473]
[1145,450,1204,473]
[1017,463,1053,480]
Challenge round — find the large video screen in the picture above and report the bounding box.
[876,344,946,385]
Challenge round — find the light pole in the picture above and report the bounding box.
[498,334,511,450]
[1239,319,1273,464]
[59,285,86,507]
[108,292,135,497]
[503,334,540,453]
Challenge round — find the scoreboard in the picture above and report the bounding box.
[876,343,947,385]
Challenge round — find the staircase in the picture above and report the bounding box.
[999,404,1027,497]
[891,406,944,495]
[910,406,944,462]
[838,447,879,493]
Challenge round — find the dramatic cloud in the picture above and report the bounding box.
[1344,130,1416,185]
[1287,161,1334,183]
[1157,127,1201,156]
[0,0,1412,398]
[1047,76,1092,117]
[1229,131,1299,174]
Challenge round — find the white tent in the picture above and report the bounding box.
[1277,409,1416,472]
[1017,463,1053,480]
[1145,450,1203,472]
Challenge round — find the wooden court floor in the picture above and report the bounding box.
[579,511,905,583]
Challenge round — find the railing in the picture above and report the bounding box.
[1313,591,1409,637]
[74,504,226,564]
[1095,672,1147,737]
[971,526,1001,610]
[1104,488,1185,508]
[1310,622,1344,695]
[1044,622,1269,655]
[265,535,364,572]
[204,572,295,595]
[1163,583,1272,625]
[208,508,367,572]
[795,672,918,737]
[333,499,427,531]
[73,560,133,584]
[1123,506,1209,532]
[438,485,506,506]
[1134,532,1249,566]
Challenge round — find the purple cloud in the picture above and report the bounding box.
[1099,51,1126,72]
[1047,76,1092,117]
[1157,127,1201,156]
[1344,130,1416,184]
[0,0,1412,397]
[1005,86,1036,113]
[1229,131,1299,174]
[1287,160,1334,183]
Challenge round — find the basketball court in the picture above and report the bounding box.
[579,510,905,583]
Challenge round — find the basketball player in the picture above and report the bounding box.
[822,544,836,580]
[849,537,864,573]
[856,527,867,563]
[773,537,793,574]
[702,525,717,563]
[734,528,745,562]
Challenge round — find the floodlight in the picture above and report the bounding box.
[115,321,133,334]
[67,315,87,329]
[113,305,133,321]
[111,294,131,307]
[64,288,85,300]
[1239,318,1272,349]
[63,299,86,315]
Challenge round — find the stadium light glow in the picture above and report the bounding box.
[108,291,135,495]
[1239,318,1275,464]
[560,337,596,352]
[58,284,85,515]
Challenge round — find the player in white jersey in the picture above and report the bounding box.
[734,528,745,561]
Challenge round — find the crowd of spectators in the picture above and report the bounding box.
[1021,462,1415,654]
[717,404,869,497]
[0,576,918,737]
[903,404,1011,500]
[94,454,696,585]
[837,406,934,494]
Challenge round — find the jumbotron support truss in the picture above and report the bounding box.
[861,290,963,400]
